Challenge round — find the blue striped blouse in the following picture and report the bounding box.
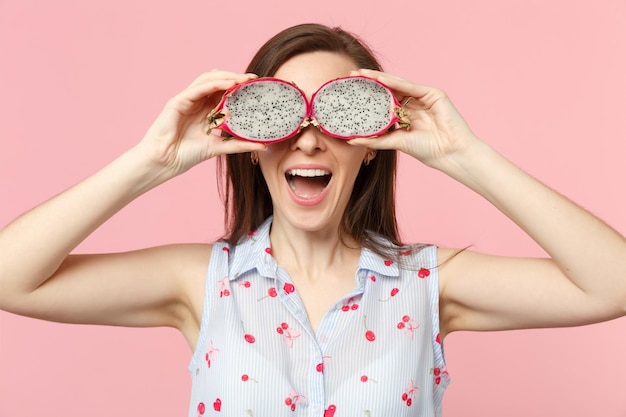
[188,217,449,416]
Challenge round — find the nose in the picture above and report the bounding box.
[290,124,326,154]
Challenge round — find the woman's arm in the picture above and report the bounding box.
[0,70,264,330]
[0,146,208,329]
[435,140,626,336]
[348,69,626,337]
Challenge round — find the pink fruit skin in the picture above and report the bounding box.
[208,77,310,144]
[207,75,406,143]
[311,75,405,140]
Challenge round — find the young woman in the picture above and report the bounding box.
[1,23,625,416]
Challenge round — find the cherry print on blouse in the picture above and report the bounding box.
[360,375,378,383]
[401,379,418,407]
[399,249,412,256]
[213,398,222,412]
[283,282,296,295]
[341,297,359,312]
[257,287,278,301]
[316,356,331,373]
[369,274,377,282]
[384,259,393,266]
[197,402,206,416]
[396,315,420,339]
[379,287,400,302]
[241,374,258,383]
[284,389,306,412]
[241,321,256,344]
[218,277,231,297]
[432,366,449,385]
[247,229,258,241]
[324,404,337,417]
[363,315,376,342]
[265,247,272,255]
[205,340,219,368]
[239,280,251,288]
[276,322,301,348]
[435,333,441,344]
[222,246,230,255]
[418,267,431,278]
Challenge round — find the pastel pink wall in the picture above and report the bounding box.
[1,0,625,416]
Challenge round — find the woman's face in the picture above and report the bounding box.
[257,51,372,235]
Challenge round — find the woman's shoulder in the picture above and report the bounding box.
[141,242,215,289]
[144,242,214,264]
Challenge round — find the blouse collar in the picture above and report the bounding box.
[228,216,401,281]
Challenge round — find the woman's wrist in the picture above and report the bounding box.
[424,132,485,176]
[111,144,179,199]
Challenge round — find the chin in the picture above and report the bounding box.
[277,208,343,234]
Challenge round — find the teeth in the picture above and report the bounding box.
[287,169,331,177]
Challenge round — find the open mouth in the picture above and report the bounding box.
[285,168,332,199]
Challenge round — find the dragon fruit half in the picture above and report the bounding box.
[206,76,410,143]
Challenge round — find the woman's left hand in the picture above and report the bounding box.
[349,73,626,338]
[347,69,478,170]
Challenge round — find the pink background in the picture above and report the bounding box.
[1,0,625,416]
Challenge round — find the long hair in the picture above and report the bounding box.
[217,23,404,257]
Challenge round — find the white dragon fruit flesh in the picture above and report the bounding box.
[206,75,410,143]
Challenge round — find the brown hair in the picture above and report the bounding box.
[218,23,404,258]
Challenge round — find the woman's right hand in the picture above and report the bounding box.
[0,70,268,330]
[137,70,267,179]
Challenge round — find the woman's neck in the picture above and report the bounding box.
[268,218,361,284]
